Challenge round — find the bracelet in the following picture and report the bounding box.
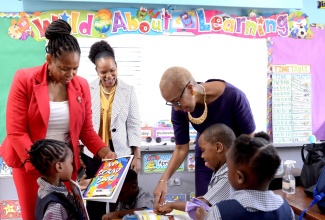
[158,179,168,183]
[137,157,141,160]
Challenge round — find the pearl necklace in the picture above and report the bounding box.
[188,84,208,125]
[101,84,116,95]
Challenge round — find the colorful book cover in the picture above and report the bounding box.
[83,155,133,202]
[70,180,89,220]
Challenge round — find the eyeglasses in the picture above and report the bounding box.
[166,80,190,107]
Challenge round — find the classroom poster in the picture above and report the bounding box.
[272,65,312,143]
[0,156,12,177]
[165,194,186,202]
[143,153,184,173]
[0,9,292,41]
[0,200,21,219]
[187,153,195,172]
[271,27,325,141]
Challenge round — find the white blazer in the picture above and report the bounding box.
[89,78,141,157]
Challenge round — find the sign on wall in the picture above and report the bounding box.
[272,65,312,143]
[143,153,185,173]
[1,9,314,41]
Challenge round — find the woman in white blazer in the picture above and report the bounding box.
[87,40,142,219]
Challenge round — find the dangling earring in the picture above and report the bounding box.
[193,91,197,96]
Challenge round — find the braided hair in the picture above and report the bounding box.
[232,132,281,183]
[45,19,81,58]
[27,139,73,176]
[88,40,116,65]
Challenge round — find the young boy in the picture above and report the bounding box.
[102,169,153,220]
[26,139,78,220]
[196,132,295,220]
[157,123,236,218]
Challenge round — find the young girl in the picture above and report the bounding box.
[26,139,78,220]
[196,132,295,220]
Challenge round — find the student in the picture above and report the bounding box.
[196,132,295,220]
[156,123,235,217]
[102,169,153,220]
[26,139,78,220]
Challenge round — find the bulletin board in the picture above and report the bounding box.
[0,18,45,143]
[76,34,268,141]
[270,25,325,143]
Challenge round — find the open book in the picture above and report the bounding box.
[70,179,90,220]
[83,155,133,202]
[134,209,191,220]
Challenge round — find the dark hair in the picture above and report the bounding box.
[45,19,81,58]
[124,168,138,184]
[27,139,73,176]
[232,131,281,183]
[201,123,235,149]
[88,40,115,65]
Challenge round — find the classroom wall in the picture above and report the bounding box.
[0,0,322,202]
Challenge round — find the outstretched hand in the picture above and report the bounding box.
[153,181,168,213]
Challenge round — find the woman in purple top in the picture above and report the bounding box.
[153,66,256,211]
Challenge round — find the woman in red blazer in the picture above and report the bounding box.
[0,19,115,220]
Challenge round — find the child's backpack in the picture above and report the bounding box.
[299,165,325,220]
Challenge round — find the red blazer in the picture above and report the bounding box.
[0,63,106,171]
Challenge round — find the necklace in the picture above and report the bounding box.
[101,84,116,95]
[188,84,208,125]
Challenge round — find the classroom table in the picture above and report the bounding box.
[274,186,325,220]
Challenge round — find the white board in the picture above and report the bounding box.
[77,34,267,133]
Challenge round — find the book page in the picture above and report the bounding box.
[134,209,191,220]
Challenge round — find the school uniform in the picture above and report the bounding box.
[116,187,153,211]
[203,164,232,205]
[205,190,295,220]
[35,178,78,220]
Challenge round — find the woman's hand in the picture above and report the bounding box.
[153,180,168,213]
[131,157,141,173]
[97,147,117,160]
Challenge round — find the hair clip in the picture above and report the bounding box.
[77,96,82,103]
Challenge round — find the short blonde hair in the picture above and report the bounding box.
[159,66,195,91]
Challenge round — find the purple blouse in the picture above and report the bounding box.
[172,79,256,145]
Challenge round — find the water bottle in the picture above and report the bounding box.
[282,160,296,194]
